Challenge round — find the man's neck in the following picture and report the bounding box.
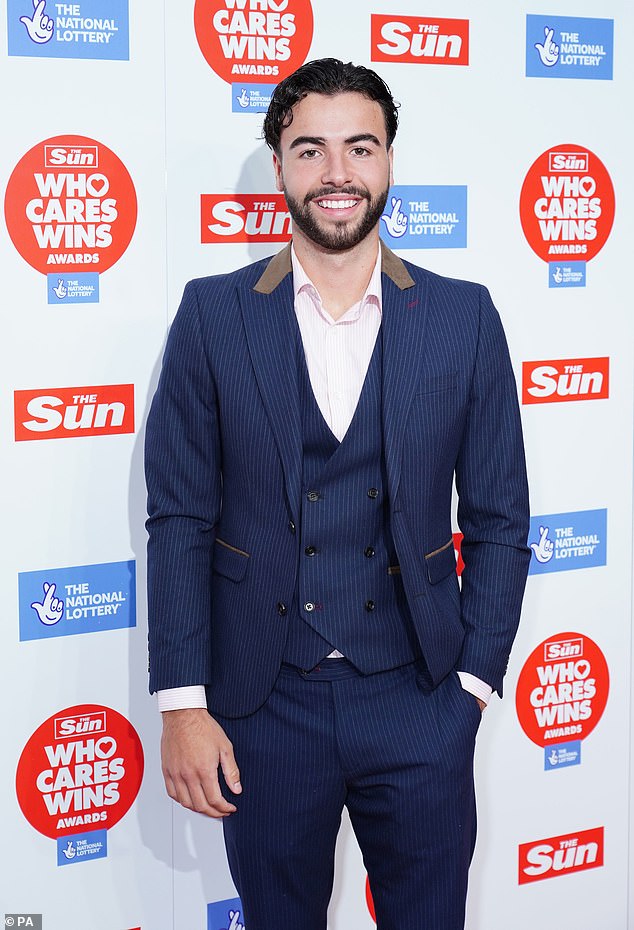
[292,230,380,322]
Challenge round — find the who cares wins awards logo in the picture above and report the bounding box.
[516,633,609,771]
[520,144,614,288]
[194,0,313,83]
[4,135,137,304]
[16,705,143,866]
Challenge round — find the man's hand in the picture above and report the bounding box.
[161,707,242,818]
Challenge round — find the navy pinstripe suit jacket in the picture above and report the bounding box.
[145,242,530,717]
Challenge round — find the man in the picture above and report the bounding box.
[146,58,530,930]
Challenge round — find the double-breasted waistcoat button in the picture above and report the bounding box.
[367,488,379,499]
[307,490,320,502]
[304,546,317,556]
[365,600,375,612]
[288,520,296,534]
[277,602,288,616]
[364,546,375,558]
[304,602,315,612]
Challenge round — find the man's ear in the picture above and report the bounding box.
[273,152,284,192]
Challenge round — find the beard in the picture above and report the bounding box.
[283,183,390,252]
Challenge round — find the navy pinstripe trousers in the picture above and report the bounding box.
[217,658,480,930]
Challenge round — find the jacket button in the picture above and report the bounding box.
[307,490,320,502]
[364,546,375,558]
[304,546,317,556]
[288,520,296,534]
[367,488,379,499]
[365,600,375,612]
[304,602,315,612]
[277,602,287,616]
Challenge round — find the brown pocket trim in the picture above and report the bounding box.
[424,538,453,560]
[387,565,401,575]
[215,537,250,558]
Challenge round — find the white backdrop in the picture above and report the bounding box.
[2,1,633,928]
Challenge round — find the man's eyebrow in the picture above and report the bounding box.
[288,133,383,150]
[345,133,382,147]
[289,135,325,150]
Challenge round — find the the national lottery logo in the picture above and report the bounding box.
[528,509,606,575]
[231,82,276,113]
[518,827,604,884]
[519,144,615,272]
[15,704,144,842]
[515,632,609,747]
[7,0,129,60]
[522,357,609,405]
[371,15,469,66]
[18,560,136,641]
[526,15,613,81]
[14,384,135,441]
[3,135,137,283]
[201,194,291,243]
[207,897,245,930]
[194,0,313,84]
[380,185,467,250]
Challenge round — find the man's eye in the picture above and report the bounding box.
[300,149,319,158]
[352,147,370,156]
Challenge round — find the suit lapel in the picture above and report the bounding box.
[238,269,303,521]
[238,242,428,514]
[381,264,429,502]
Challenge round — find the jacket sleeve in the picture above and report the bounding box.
[455,286,531,695]
[145,281,221,693]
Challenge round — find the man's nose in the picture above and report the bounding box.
[321,152,352,187]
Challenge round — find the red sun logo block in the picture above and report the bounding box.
[14,384,135,441]
[522,357,609,404]
[371,16,469,66]
[519,827,604,884]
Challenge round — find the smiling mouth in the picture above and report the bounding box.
[316,198,359,209]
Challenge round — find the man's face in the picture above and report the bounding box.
[273,91,394,252]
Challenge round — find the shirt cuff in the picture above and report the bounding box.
[456,672,492,706]
[157,686,207,712]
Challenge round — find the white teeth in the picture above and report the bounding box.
[317,199,357,209]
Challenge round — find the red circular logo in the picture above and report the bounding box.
[16,704,144,838]
[519,144,614,263]
[4,135,137,275]
[515,632,609,747]
[194,0,313,84]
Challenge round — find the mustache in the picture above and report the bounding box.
[304,186,371,204]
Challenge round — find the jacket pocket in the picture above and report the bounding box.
[415,373,457,395]
[424,538,457,584]
[213,537,250,582]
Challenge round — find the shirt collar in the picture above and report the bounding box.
[291,243,382,323]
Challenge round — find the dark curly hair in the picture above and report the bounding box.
[263,58,399,153]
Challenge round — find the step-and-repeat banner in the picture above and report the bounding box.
[2,2,633,929]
